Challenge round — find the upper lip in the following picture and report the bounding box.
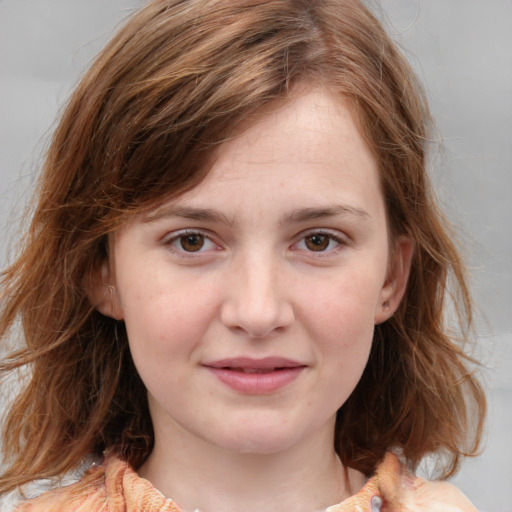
[203,357,306,370]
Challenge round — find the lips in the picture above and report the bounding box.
[228,367,278,373]
[203,357,307,394]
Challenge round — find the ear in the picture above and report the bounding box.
[85,260,124,320]
[374,236,414,324]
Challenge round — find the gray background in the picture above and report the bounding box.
[0,1,510,510]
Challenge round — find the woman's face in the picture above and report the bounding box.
[97,88,411,456]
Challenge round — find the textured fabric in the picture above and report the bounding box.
[14,452,477,512]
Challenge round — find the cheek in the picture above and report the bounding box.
[118,271,220,366]
[300,270,381,388]
[305,270,382,341]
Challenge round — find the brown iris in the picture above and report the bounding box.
[180,234,205,252]
[304,234,330,251]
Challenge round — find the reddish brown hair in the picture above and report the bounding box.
[0,0,485,494]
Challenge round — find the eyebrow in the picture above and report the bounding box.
[285,205,371,224]
[144,206,234,226]
[145,204,370,226]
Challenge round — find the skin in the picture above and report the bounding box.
[92,88,413,512]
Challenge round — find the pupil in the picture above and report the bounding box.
[180,234,204,252]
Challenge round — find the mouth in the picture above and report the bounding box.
[226,367,287,373]
[202,357,307,394]
[204,356,306,371]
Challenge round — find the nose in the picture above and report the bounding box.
[220,250,294,339]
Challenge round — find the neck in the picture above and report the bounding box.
[138,421,365,512]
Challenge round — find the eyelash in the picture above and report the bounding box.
[163,228,347,257]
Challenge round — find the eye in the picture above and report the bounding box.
[179,233,206,252]
[304,233,332,251]
[164,230,219,254]
[293,231,345,253]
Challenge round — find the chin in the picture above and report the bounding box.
[211,423,305,456]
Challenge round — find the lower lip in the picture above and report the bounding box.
[205,367,305,394]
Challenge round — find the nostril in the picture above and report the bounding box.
[221,303,294,339]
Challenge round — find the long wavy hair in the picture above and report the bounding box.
[0,0,485,494]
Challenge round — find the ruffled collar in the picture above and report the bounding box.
[101,452,400,512]
[17,451,477,511]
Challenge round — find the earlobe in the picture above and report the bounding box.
[374,236,414,324]
[85,261,124,320]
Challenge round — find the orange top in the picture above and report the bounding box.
[15,452,477,512]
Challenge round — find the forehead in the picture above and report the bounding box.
[145,88,384,226]
[220,88,373,169]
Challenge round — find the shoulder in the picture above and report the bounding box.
[400,479,478,512]
[13,455,180,512]
[13,460,111,512]
[377,453,478,512]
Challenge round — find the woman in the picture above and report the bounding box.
[0,1,485,510]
